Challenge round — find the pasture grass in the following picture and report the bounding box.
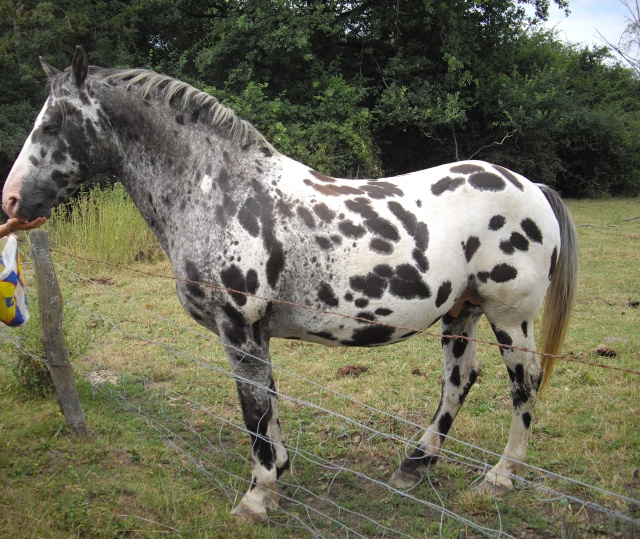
[0,192,639,537]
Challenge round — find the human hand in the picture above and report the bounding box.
[0,217,47,237]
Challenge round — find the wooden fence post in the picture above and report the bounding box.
[30,230,88,436]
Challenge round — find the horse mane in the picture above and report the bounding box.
[49,67,274,152]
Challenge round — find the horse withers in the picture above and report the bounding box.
[2,48,577,521]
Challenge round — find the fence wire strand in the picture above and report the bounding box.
[1,248,638,537]
[46,245,640,377]
[54,264,640,512]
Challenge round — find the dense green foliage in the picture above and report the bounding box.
[1,0,639,196]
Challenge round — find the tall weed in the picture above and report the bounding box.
[47,183,163,269]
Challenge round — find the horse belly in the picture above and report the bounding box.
[271,298,442,347]
[270,249,466,348]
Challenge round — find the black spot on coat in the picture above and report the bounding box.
[315,236,332,249]
[308,331,337,341]
[438,412,453,439]
[374,264,393,278]
[452,334,468,358]
[185,260,206,299]
[414,223,429,251]
[238,198,261,237]
[317,282,339,307]
[341,324,395,346]
[389,264,431,299]
[463,236,481,262]
[297,206,316,229]
[412,249,429,272]
[388,201,417,235]
[360,181,403,198]
[468,172,507,192]
[450,164,485,174]
[266,244,284,288]
[459,370,477,403]
[499,233,528,255]
[221,264,249,306]
[370,238,393,254]
[345,197,377,219]
[339,220,366,239]
[507,364,530,407]
[493,165,524,190]
[449,365,461,386]
[431,176,465,196]
[521,218,543,243]
[489,215,506,231]
[217,167,230,191]
[493,328,513,350]
[350,272,387,299]
[435,281,453,308]
[364,217,399,241]
[490,263,518,283]
[313,203,336,223]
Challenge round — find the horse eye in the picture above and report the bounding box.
[43,124,59,135]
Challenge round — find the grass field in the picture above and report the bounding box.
[1,194,639,538]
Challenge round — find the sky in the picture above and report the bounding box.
[539,0,633,48]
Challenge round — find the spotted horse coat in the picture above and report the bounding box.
[2,48,578,522]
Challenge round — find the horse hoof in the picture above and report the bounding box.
[477,479,512,496]
[391,469,422,489]
[231,503,268,523]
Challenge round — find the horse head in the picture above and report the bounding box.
[3,47,113,222]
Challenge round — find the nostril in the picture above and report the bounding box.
[4,196,19,218]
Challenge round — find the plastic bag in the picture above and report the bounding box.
[0,234,29,326]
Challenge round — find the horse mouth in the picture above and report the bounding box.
[19,203,52,222]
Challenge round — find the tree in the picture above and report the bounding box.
[598,0,640,77]
[0,0,143,180]
[1,0,638,197]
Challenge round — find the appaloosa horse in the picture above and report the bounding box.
[3,48,577,521]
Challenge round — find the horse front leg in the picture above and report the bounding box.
[224,337,289,521]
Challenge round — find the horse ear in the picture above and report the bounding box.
[39,57,61,78]
[71,46,89,87]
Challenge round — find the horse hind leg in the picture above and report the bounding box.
[479,317,542,494]
[392,303,483,488]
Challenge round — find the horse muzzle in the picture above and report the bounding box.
[2,189,54,221]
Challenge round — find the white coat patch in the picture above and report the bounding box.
[200,174,213,194]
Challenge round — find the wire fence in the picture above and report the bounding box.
[1,250,639,538]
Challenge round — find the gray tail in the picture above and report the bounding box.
[536,184,579,391]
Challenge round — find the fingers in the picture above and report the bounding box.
[5,217,47,232]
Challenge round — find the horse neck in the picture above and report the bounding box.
[98,86,273,251]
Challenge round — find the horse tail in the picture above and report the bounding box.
[537,184,578,391]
